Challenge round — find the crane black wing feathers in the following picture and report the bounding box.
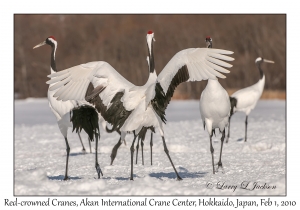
[151,64,189,123]
[85,83,132,132]
[70,105,99,142]
[85,85,106,102]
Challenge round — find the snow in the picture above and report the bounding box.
[14,98,285,195]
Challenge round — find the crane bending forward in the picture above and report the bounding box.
[227,57,274,143]
[47,31,234,180]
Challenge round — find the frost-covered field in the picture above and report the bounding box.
[14,99,285,196]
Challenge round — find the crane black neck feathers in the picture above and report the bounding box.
[147,39,155,73]
[256,62,264,79]
[50,42,57,72]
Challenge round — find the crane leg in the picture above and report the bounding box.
[77,133,86,153]
[63,137,70,180]
[110,137,122,165]
[88,137,92,153]
[226,116,231,143]
[135,138,140,164]
[216,129,225,173]
[150,132,153,165]
[141,139,144,165]
[130,134,137,180]
[245,116,248,142]
[161,136,182,180]
[209,134,215,174]
[95,132,103,179]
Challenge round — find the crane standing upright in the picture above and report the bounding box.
[33,36,103,180]
[199,36,232,174]
[109,53,156,167]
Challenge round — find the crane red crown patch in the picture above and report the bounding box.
[206,36,211,40]
[148,30,153,34]
[49,36,56,40]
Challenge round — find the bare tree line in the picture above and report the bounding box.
[14,14,286,99]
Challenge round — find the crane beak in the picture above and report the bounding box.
[33,41,46,49]
[263,59,275,64]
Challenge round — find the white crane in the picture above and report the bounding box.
[199,36,232,174]
[47,31,234,180]
[33,36,104,180]
[226,57,274,143]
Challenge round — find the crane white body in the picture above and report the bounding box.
[48,83,78,137]
[231,75,265,115]
[227,57,274,142]
[200,79,230,136]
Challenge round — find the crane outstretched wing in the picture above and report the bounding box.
[152,48,234,123]
[47,61,133,103]
[47,61,136,131]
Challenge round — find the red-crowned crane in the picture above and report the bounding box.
[199,36,231,174]
[226,57,274,143]
[47,31,234,180]
[109,54,155,166]
[33,36,104,180]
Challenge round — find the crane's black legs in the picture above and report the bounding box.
[110,137,122,165]
[88,137,92,153]
[130,134,137,180]
[63,137,70,180]
[209,134,215,174]
[134,137,145,165]
[95,132,103,179]
[77,133,86,153]
[150,132,153,165]
[226,116,231,143]
[135,138,140,164]
[245,116,248,142]
[216,129,225,173]
[141,139,144,165]
[161,136,182,180]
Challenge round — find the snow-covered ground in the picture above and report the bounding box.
[14,99,285,195]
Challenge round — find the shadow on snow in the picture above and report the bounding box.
[149,166,207,179]
[47,175,81,181]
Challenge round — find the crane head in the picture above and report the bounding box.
[205,36,212,48]
[146,30,155,59]
[255,57,275,64]
[33,36,57,49]
[147,30,155,42]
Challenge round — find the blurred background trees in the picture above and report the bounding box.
[14,14,285,99]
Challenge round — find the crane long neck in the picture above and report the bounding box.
[147,39,155,74]
[50,43,57,73]
[256,62,264,80]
